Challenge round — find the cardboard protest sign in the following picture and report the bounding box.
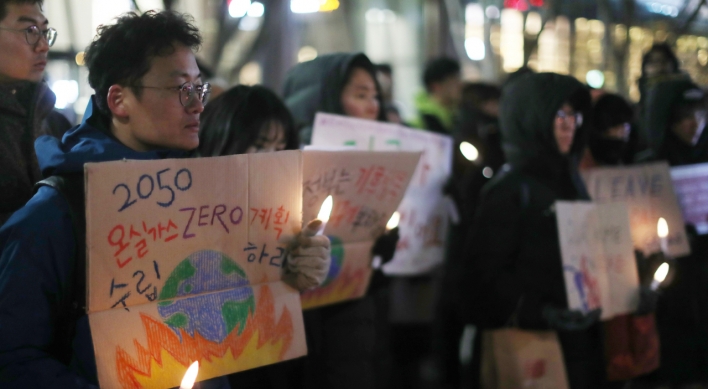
[670,162,708,235]
[582,162,690,257]
[300,150,421,309]
[85,152,306,389]
[310,113,453,275]
[556,201,639,320]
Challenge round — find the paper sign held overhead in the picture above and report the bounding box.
[311,113,453,275]
[582,162,690,257]
[556,201,640,320]
[85,152,306,389]
[300,150,421,309]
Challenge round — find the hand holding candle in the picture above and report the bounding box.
[284,196,333,291]
[179,361,199,389]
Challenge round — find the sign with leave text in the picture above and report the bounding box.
[582,162,690,257]
[86,152,307,389]
[556,201,639,320]
[311,113,453,275]
[300,150,421,309]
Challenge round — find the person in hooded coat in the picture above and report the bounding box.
[461,73,607,389]
[635,78,708,386]
[282,52,396,389]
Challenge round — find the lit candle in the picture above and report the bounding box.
[651,262,669,290]
[179,361,199,389]
[386,211,400,231]
[657,217,669,254]
[459,141,479,161]
[316,195,333,235]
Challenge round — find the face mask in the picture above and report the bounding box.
[590,137,628,165]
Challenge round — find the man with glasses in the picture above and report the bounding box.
[0,0,68,226]
[0,11,228,388]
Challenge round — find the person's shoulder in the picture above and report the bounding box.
[1,186,72,238]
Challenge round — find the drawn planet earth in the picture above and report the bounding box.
[321,236,345,287]
[157,250,255,343]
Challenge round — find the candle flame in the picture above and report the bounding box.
[460,142,479,161]
[657,218,669,238]
[180,361,199,389]
[317,195,333,223]
[386,212,400,230]
[654,262,669,283]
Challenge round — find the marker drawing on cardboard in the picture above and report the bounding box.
[556,201,640,320]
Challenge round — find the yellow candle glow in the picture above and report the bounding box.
[657,217,669,254]
[651,262,670,290]
[386,211,400,230]
[179,361,199,389]
[318,195,333,223]
[460,141,479,161]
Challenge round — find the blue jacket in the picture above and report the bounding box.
[0,98,228,388]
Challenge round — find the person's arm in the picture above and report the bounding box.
[0,190,97,388]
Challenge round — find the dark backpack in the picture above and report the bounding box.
[33,173,86,365]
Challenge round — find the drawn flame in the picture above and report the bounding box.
[301,265,370,310]
[115,285,294,389]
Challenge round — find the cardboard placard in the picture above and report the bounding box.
[582,162,690,257]
[310,113,453,275]
[85,152,306,388]
[300,150,421,309]
[556,201,639,320]
[670,162,708,235]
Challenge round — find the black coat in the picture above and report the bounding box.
[463,73,605,388]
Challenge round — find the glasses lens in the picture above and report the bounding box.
[179,83,193,107]
[200,83,211,105]
[25,26,40,45]
[46,28,57,47]
[576,113,583,127]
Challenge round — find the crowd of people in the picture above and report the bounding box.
[1,1,708,388]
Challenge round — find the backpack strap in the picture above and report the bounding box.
[34,172,86,365]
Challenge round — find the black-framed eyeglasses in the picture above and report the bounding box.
[133,81,211,107]
[0,25,57,47]
[556,110,583,127]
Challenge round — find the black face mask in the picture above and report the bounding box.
[590,137,628,166]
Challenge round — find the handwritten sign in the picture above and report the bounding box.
[310,113,453,275]
[670,162,708,235]
[556,201,639,320]
[300,150,421,309]
[582,162,690,257]
[85,152,306,388]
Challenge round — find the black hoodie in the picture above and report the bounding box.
[640,78,708,166]
[464,74,603,388]
[282,53,386,145]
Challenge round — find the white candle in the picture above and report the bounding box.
[179,361,199,389]
[316,195,333,235]
[651,262,670,290]
[657,217,669,254]
[459,142,479,161]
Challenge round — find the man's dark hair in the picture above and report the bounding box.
[423,57,460,92]
[84,11,202,115]
[0,0,43,22]
[592,93,633,134]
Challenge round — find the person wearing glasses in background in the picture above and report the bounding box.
[460,73,613,389]
[0,0,70,227]
[0,11,229,388]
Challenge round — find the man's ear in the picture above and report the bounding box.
[107,85,129,118]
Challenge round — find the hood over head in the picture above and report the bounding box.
[499,72,591,177]
[282,52,385,143]
[35,96,188,177]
